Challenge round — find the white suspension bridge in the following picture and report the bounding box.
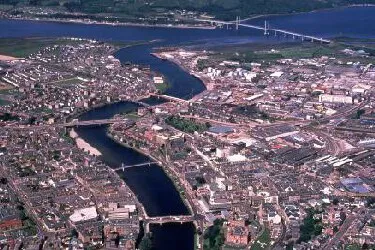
[196,17,331,44]
[112,161,157,171]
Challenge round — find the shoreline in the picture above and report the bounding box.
[69,128,102,156]
[3,16,216,30]
[66,94,151,123]
[106,130,194,216]
[151,52,213,93]
[1,7,372,248]
[0,54,18,61]
[1,4,373,31]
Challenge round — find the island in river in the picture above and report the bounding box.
[1,5,372,249]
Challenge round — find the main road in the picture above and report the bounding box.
[323,208,366,250]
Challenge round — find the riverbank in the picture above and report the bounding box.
[3,4,374,33]
[69,128,102,156]
[106,130,194,216]
[4,16,216,30]
[0,54,18,61]
[1,7,373,249]
[151,52,214,92]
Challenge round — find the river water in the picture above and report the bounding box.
[0,6,374,249]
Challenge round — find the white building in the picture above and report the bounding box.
[69,206,97,223]
[268,212,282,224]
[319,94,353,104]
[153,76,164,84]
[352,84,371,94]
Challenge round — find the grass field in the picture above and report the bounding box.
[0,37,75,58]
[223,246,246,250]
[0,4,13,11]
[344,244,362,250]
[123,111,140,120]
[250,228,271,250]
[50,77,84,86]
[0,98,10,106]
[155,81,169,94]
[210,39,375,64]
[0,37,152,59]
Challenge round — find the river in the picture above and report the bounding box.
[0,6,374,250]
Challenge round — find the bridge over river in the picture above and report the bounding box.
[3,117,135,129]
[196,17,331,44]
[142,215,197,233]
[150,93,190,103]
[112,161,157,171]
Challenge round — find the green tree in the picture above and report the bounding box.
[203,219,225,250]
[298,210,323,243]
[332,198,339,205]
[353,109,365,119]
[165,115,210,133]
[139,235,152,250]
[0,178,7,185]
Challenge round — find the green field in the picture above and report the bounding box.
[250,228,271,250]
[209,40,375,64]
[0,37,73,58]
[0,37,145,59]
[223,246,246,250]
[0,4,13,10]
[344,244,362,250]
[51,77,84,86]
[0,98,11,106]
[123,111,140,120]
[155,81,169,94]
[165,115,210,133]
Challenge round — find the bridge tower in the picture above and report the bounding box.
[264,20,270,35]
[235,16,240,30]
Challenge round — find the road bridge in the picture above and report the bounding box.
[63,118,130,127]
[3,118,135,129]
[238,23,271,31]
[196,18,331,44]
[270,28,331,43]
[143,215,196,233]
[150,93,190,103]
[133,101,151,108]
[145,215,195,224]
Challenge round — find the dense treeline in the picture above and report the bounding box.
[1,0,374,20]
[165,115,210,133]
[298,210,323,243]
[203,219,225,250]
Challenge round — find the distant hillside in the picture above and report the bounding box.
[0,0,374,20]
